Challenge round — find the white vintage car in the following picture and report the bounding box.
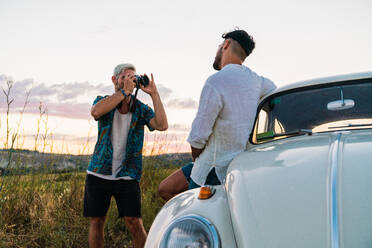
[145,72,372,248]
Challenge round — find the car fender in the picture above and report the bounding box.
[145,185,237,248]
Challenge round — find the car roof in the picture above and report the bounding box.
[261,71,372,103]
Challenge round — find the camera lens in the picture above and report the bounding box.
[134,75,149,87]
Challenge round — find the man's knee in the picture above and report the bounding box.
[158,180,168,199]
[90,216,106,229]
[124,216,143,231]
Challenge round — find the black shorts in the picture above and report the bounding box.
[83,174,141,218]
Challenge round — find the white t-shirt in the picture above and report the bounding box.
[188,64,276,185]
[87,109,133,180]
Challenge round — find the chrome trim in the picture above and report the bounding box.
[159,214,220,248]
[330,133,342,248]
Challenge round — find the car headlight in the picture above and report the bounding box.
[159,215,220,248]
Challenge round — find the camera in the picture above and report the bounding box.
[134,75,149,88]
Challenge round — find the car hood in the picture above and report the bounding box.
[225,129,372,248]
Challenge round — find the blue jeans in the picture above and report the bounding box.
[181,162,221,190]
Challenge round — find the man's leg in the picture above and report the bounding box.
[124,217,147,248]
[83,174,113,248]
[158,162,193,201]
[114,179,146,247]
[89,216,106,248]
[158,168,189,201]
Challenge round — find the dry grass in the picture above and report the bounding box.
[0,165,177,248]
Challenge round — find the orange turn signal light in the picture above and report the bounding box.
[198,186,215,200]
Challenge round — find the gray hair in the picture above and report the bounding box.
[113,63,136,77]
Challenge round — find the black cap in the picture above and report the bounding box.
[222,30,255,57]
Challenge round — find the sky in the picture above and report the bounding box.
[0,0,371,154]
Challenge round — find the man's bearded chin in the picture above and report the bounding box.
[213,49,222,71]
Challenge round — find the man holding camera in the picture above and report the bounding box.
[84,63,168,248]
[158,29,276,201]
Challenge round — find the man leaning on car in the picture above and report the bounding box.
[158,29,277,200]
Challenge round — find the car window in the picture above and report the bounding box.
[256,110,268,134]
[253,80,372,144]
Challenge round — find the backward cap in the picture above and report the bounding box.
[222,30,255,56]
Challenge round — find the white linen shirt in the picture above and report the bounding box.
[188,64,276,185]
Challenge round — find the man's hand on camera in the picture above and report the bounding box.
[123,74,136,95]
[140,73,158,96]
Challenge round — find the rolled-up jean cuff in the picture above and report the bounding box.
[188,169,221,190]
[188,179,201,190]
[181,162,193,183]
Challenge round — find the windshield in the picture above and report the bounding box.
[252,80,372,144]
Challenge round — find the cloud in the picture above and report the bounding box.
[0,75,197,119]
[1,76,114,101]
[157,84,173,99]
[25,81,112,103]
[0,76,110,119]
[132,83,174,105]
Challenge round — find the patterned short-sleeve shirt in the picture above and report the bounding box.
[87,95,155,181]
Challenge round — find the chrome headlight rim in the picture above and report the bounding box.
[159,214,220,248]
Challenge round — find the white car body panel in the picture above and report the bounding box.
[227,130,372,247]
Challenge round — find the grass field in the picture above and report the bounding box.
[0,161,179,248]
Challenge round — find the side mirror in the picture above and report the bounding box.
[327,99,355,111]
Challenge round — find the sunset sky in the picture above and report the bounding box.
[0,0,371,155]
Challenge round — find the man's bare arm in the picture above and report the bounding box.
[91,92,126,120]
[91,74,135,120]
[140,74,168,131]
[149,91,168,131]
